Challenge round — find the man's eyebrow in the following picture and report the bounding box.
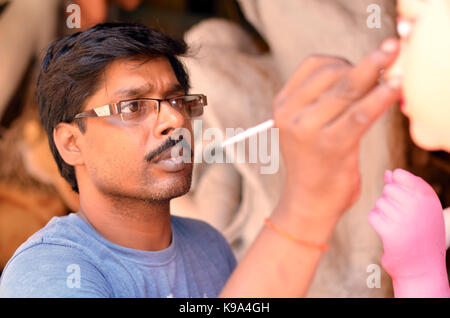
[164,83,186,96]
[113,83,154,99]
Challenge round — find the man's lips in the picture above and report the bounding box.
[150,142,191,173]
[146,137,192,164]
[152,144,183,162]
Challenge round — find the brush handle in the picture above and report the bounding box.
[220,119,274,148]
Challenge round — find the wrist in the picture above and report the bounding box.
[271,197,339,247]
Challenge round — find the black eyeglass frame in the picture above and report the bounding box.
[72,94,207,121]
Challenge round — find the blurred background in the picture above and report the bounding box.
[0,0,265,274]
[0,0,266,129]
[0,0,449,297]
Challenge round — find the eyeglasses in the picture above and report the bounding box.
[72,94,207,123]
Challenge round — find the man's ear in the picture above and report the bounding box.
[53,123,84,166]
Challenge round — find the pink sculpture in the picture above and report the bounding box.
[370,0,450,298]
[368,169,450,297]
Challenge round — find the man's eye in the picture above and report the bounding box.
[171,98,184,107]
[121,101,140,114]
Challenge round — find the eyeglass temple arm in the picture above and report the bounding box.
[73,103,119,119]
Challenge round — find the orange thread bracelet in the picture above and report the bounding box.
[264,218,330,252]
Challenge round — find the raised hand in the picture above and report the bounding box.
[273,39,401,228]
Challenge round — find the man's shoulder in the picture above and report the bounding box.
[12,213,89,256]
[2,213,100,280]
[0,214,111,297]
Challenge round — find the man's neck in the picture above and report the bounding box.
[77,190,172,252]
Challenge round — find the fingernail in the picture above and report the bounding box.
[381,39,399,53]
[387,76,402,89]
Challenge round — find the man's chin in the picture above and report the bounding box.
[147,166,193,201]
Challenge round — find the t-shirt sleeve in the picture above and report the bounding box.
[0,243,112,298]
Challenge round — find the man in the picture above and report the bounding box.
[0,22,401,297]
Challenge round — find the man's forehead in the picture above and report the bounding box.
[112,82,184,99]
[83,57,183,110]
[102,58,182,96]
[103,57,177,85]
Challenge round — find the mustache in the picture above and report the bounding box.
[145,135,190,162]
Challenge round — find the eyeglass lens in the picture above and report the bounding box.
[119,96,204,122]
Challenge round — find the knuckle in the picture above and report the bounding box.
[349,108,370,126]
[368,50,386,69]
[293,108,320,134]
[292,112,309,131]
[375,83,396,101]
[333,77,360,100]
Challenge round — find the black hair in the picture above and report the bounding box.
[36,22,190,194]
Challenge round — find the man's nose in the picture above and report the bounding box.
[152,100,186,137]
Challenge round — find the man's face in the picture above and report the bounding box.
[387,0,450,152]
[77,57,193,201]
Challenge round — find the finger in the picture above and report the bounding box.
[308,39,400,126]
[382,183,413,208]
[274,55,351,108]
[384,170,393,184]
[391,168,435,196]
[393,169,440,200]
[325,77,401,149]
[391,168,418,188]
[374,196,404,222]
[344,38,400,95]
[279,63,351,123]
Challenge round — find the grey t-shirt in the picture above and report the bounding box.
[0,213,236,298]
